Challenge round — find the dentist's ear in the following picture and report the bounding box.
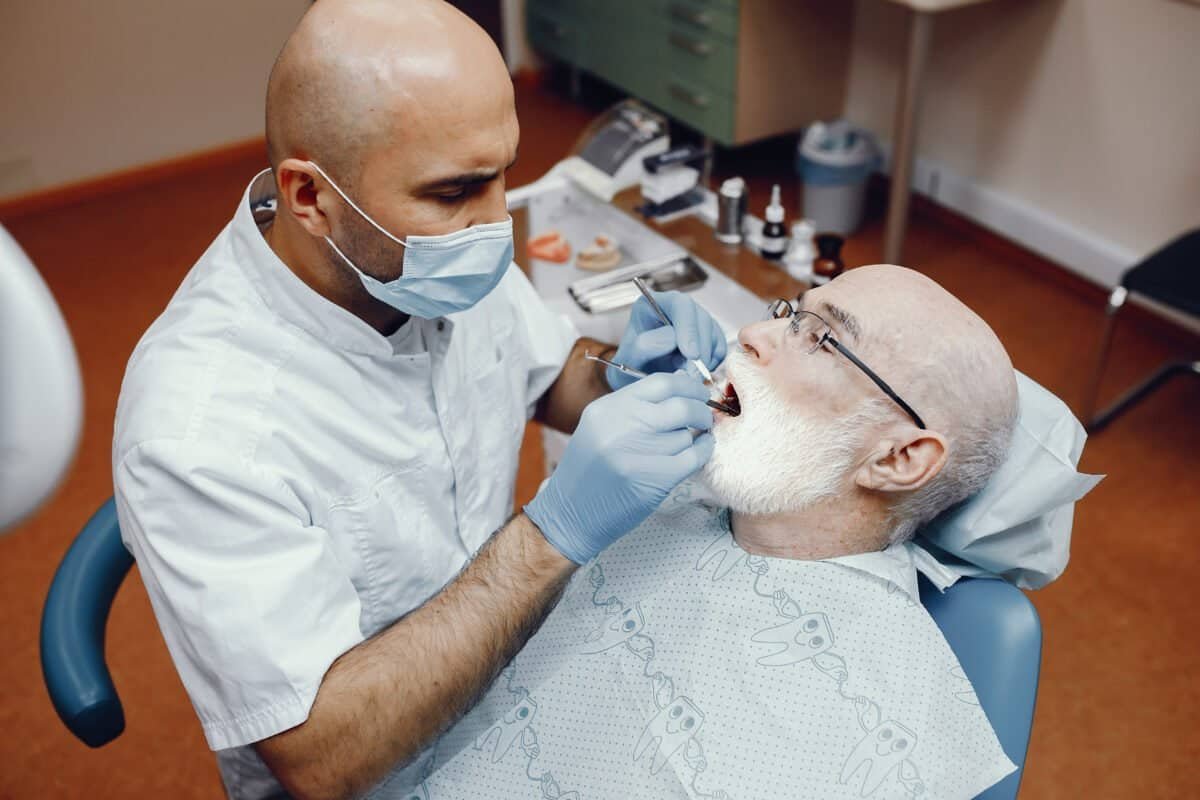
[854,428,948,493]
[275,158,335,238]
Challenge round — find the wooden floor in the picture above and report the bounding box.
[2,79,1197,799]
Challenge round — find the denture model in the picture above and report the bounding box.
[526,230,572,263]
[575,234,621,271]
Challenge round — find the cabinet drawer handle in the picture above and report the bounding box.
[669,3,712,28]
[669,32,712,57]
[669,83,710,108]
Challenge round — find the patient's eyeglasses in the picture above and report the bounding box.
[765,299,927,430]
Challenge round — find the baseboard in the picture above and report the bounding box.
[0,137,267,222]
[877,141,1200,339]
[877,141,1138,287]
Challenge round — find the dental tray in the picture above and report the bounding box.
[568,255,708,314]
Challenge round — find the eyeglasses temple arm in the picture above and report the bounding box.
[826,337,928,430]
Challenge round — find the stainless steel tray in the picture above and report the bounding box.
[569,255,708,314]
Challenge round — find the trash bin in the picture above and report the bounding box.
[795,121,880,236]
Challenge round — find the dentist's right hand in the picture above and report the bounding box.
[525,371,716,565]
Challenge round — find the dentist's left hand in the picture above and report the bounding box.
[525,371,715,565]
[607,290,727,389]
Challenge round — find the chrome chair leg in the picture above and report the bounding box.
[1088,360,1200,433]
[1081,286,1127,428]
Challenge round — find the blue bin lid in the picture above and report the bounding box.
[796,120,880,185]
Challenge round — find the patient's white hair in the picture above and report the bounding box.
[885,335,1018,544]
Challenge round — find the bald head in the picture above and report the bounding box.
[266,0,511,187]
[719,264,1018,541]
[809,265,1018,538]
[816,264,1016,434]
[261,0,519,336]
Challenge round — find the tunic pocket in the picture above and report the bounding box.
[327,467,462,638]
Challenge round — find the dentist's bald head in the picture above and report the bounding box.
[265,0,513,189]
[260,0,519,334]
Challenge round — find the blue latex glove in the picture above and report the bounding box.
[525,372,716,565]
[607,290,728,389]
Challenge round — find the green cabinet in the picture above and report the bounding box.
[526,1,589,65]
[526,0,851,147]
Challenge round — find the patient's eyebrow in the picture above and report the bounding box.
[819,301,862,343]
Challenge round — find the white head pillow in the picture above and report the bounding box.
[914,371,1103,590]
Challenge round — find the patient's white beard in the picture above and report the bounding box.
[700,352,869,516]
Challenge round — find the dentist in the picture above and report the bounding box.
[111,2,725,799]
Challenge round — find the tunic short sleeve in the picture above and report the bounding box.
[115,438,365,751]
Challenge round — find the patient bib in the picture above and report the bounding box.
[407,492,1016,800]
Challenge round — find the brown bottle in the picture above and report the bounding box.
[813,233,845,283]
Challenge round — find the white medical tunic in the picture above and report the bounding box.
[112,170,577,798]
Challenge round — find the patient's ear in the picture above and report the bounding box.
[854,428,948,493]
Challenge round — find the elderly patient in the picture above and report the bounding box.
[409,266,1020,799]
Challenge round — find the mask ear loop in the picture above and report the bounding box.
[321,234,371,279]
[306,161,409,249]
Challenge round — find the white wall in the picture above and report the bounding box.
[0,0,310,200]
[8,0,1197,287]
[846,0,1200,284]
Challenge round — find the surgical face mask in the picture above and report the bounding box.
[700,350,875,515]
[307,161,514,319]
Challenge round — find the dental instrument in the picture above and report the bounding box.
[584,352,738,416]
[631,276,716,385]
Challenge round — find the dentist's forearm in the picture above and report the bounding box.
[534,336,614,434]
[254,513,575,800]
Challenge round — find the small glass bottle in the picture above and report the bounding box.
[812,233,845,284]
[783,219,817,280]
[760,184,787,261]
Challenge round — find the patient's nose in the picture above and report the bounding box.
[738,320,779,364]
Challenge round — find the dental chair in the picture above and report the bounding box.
[41,497,1041,799]
[41,497,133,748]
[919,576,1040,799]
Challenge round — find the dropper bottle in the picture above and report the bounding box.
[760,184,787,261]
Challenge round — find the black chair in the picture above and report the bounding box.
[1082,229,1200,432]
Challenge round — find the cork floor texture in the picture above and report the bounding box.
[1,79,1197,799]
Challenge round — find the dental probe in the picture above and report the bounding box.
[631,276,715,386]
[584,352,739,416]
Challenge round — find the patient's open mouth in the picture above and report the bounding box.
[718,381,741,417]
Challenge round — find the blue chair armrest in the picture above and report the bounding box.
[920,576,1042,800]
[40,497,135,747]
